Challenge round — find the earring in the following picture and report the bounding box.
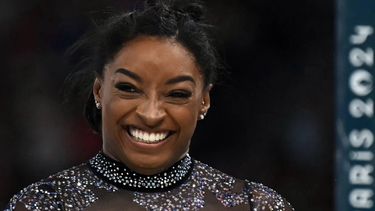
[95,99,101,109]
[200,114,205,120]
[199,112,207,120]
[200,101,207,120]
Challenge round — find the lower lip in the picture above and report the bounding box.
[124,128,171,149]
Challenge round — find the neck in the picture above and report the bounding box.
[88,152,194,192]
[102,147,189,176]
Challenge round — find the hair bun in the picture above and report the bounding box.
[144,0,205,22]
[173,0,205,22]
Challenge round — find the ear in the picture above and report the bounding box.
[201,84,213,114]
[93,77,103,103]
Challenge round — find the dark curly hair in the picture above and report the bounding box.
[65,0,222,133]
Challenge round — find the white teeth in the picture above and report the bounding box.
[150,134,155,142]
[128,127,169,143]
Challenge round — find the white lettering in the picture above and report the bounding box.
[350,26,374,45]
[349,129,374,148]
[349,165,374,185]
[349,189,374,208]
[350,151,374,161]
[349,48,374,67]
[349,70,373,96]
[349,98,374,118]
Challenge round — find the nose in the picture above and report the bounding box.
[135,97,166,127]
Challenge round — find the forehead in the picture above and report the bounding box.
[105,36,203,82]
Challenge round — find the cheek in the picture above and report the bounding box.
[170,104,199,134]
[102,96,136,129]
[103,87,131,112]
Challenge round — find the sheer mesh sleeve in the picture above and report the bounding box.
[5,159,294,211]
[6,202,29,211]
[5,182,64,211]
[246,181,294,211]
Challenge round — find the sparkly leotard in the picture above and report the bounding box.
[6,153,294,210]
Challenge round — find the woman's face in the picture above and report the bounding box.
[93,36,211,175]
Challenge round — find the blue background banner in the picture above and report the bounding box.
[337,0,375,210]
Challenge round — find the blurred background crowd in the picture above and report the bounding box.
[0,0,333,210]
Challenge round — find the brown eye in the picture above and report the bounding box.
[168,90,192,99]
[115,83,139,93]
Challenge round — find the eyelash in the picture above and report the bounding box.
[168,90,192,99]
[115,83,192,100]
[115,83,139,93]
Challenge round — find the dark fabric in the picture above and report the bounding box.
[6,154,294,211]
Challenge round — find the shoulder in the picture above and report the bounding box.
[246,181,294,211]
[192,160,250,207]
[6,179,63,211]
[5,163,116,211]
[192,160,293,210]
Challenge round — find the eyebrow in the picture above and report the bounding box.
[115,68,196,85]
[115,68,143,82]
[166,75,196,85]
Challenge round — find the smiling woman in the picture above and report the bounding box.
[5,0,293,210]
[95,36,210,176]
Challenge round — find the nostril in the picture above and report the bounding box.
[135,98,167,126]
[135,108,166,127]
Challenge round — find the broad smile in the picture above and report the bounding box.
[127,126,173,144]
